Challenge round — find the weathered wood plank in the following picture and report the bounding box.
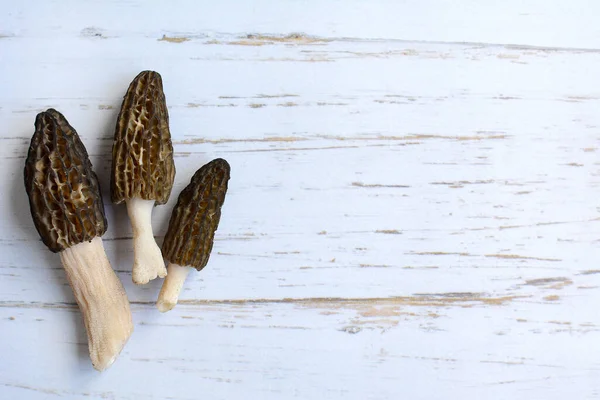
[2,297,600,399]
[1,40,599,304]
[4,0,600,48]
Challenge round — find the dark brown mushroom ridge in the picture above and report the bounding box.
[24,109,107,253]
[162,158,230,270]
[111,70,175,205]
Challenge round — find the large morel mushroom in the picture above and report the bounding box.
[24,109,133,371]
[157,158,230,312]
[111,71,175,284]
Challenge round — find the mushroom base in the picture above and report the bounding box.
[59,237,133,371]
[156,263,192,312]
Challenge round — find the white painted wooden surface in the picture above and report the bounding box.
[2,1,600,398]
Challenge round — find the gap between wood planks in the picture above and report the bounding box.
[0,294,527,311]
[155,32,600,54]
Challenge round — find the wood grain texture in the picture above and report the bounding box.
[2,1,600,399]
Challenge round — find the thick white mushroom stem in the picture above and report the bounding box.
[59,237,133,371]
[126,197,167,284]
[156,263,193,312]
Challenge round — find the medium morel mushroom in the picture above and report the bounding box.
[24,109,133,371]
[111,71,175,284]
[157,158,231,312]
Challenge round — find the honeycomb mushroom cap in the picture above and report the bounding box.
[24,109,107,253]
[111,70,175,205]
[162,158,230,270]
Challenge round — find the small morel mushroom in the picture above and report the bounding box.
[24,109,133,371]
[157,158,231,312]
[111,71,175,284]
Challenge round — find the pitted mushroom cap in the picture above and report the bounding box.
[162,158,230,270]
[24,109,107,253]
[111,70,175,205]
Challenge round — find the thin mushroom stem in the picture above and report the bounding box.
[126,197,167,284]
[156,263,192,312]
[59,237,133,371]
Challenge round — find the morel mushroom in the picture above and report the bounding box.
[111,71,175,284]
[24,109,133,371]
[157,158,230,312]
